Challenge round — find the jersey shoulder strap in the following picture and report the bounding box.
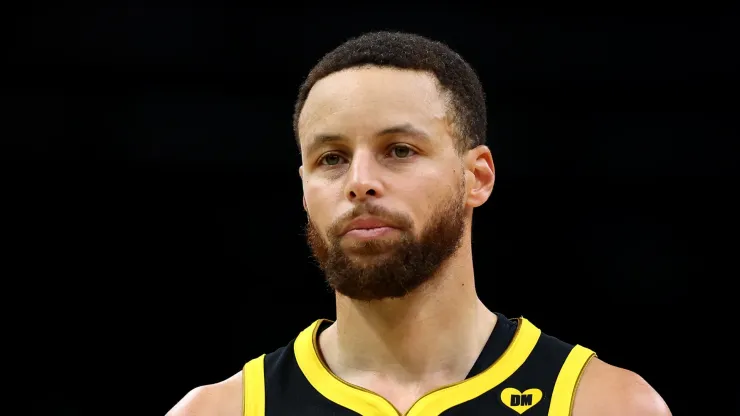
[243,354,266,416]
[548,344,595,415]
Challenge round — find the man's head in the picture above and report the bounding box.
[295,32,495,301]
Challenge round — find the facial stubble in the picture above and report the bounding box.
[305,184,466,301]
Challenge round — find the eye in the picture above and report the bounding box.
[319,153,346,166]
[389,145,416,159]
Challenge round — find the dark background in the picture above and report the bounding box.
[6,4,738,415]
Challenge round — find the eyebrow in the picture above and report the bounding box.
[305,123,431,155]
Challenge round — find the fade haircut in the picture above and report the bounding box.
[293,31,487,153]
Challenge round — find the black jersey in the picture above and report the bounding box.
[243,313,595,415]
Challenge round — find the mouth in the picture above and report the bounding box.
[341,216,400,240]
[344,226,398,240]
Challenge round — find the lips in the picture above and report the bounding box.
[341,216,396,236]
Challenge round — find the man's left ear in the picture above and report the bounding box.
[464,145,495,208]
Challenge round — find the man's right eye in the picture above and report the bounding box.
[320,154,345,166]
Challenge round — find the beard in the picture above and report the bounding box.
[305,182,466,301]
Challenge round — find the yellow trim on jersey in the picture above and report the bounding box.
[294,317,541,416]
[547,345,596,416]
[243,354,266,416]
[406,318,541,416]
[294,320,398,415]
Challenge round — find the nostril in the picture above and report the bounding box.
[366,189,376,196]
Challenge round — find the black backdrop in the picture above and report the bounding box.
[7,4,739,415]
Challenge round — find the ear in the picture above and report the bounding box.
[463,145,495,208]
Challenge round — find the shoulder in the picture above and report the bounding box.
[573,357,671,416]
[166,371,243,416]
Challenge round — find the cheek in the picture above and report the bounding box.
[396,174,449,223]
[304,181,338,225]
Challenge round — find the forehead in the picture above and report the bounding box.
[298,67,449,145]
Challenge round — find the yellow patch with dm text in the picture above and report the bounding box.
[500,388,543,414]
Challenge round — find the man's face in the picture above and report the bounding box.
[298,67,475,301]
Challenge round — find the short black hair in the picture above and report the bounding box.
[293,31,487,153]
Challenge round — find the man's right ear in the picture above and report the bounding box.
[302,196,307,211]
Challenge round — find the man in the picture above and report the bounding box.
[168,31,671,415]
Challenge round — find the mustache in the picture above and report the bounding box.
[328,204,413,237]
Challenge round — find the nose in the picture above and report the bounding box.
[345,151,384,202]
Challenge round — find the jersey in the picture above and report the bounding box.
[242,313,595,416]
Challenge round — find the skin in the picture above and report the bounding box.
[167,67,671,416]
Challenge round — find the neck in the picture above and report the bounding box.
[319,244,497,384]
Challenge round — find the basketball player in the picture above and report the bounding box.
[167,32,671,415]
